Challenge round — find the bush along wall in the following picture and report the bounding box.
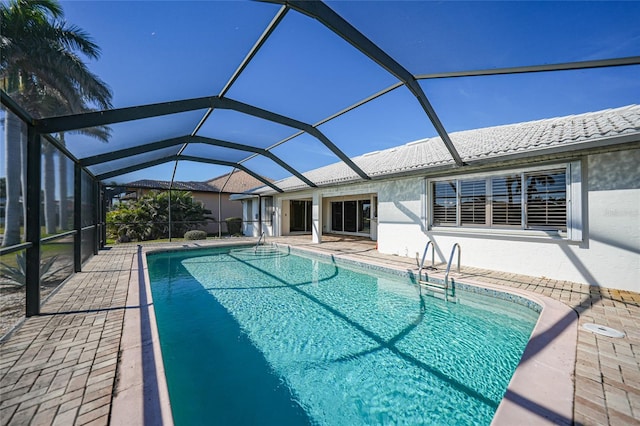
[225,217,242,236]
[184,230,207,240]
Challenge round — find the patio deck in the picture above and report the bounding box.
[0,236,638,425]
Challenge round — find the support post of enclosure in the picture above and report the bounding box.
[94,180,100,254]
[101,185,107,248]
[74,163,82,272]
[25,127,41,317]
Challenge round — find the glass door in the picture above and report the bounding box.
[290,200,312,232]
[330,199,371,235]
[358,200,371,233]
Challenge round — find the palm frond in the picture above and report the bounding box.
[51,21,101,60]
[1,0,113,112]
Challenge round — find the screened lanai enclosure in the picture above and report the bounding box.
[1,0,639,319]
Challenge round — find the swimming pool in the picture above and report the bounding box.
[147,245,539,425]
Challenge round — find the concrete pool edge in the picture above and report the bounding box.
[281,243,577,426]
[111,246,174,426]
[114,241,577,425]
[455,275,577,426]
[490,284,577,425]
[110,240,259,425]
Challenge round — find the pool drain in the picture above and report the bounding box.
[583,323,625,338]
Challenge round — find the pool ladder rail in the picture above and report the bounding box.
[254,232,266,253]
[417,242,460,301]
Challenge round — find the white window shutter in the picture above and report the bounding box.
[568,161,583,241]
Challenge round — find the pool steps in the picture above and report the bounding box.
[228,240,461,303]
[254,231,266,253]
[417,242,461,301]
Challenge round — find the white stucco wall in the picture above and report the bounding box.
[241,198,276,237]
[376,149,640,292]
[267,148,638,291]
[375,177,426,257]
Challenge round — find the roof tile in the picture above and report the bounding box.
[125,171,271,194]
[206,171,272,193]
[258,104,640,193]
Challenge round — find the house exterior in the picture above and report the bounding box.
[236,105,640,292]
[204,171,274,235]
[123,170,270,235]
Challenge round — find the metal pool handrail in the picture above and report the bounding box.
[444,243,461,292]
[254,232,266,253]
[417,241,435,282]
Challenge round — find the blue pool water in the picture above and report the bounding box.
[147,245,538,426]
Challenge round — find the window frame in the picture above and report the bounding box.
[427,161,582,241]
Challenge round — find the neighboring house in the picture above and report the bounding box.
[205,171,274,235]
[235,105,640,292]
[122,170,270,235]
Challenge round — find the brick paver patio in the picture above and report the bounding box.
[0,237,638,425]
[0,245,136,426]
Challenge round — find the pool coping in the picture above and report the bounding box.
[111,240,255,426]
[111,246,174,426]
[279,243,577,426]
[114,241,576,425]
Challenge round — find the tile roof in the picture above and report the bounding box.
[206,170,273,193]
[125,180,218,192]
[258,104,640,193]
[125,171,272,194]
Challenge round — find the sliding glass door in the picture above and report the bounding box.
[290,200,312,233]
[331,199,371,235]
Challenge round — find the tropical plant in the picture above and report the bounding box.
[39,99,111,234]
[107,191,213,242]
[0,252,60,287]
[1,0,112,245]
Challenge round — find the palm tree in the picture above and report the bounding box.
[38,94,110,234]
[1,0,112,245]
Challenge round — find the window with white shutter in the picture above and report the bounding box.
[432,181,457,226]
[525,169,567,231]
[428,163,579,239]
[460,179,486,225]
[491,174,522,226]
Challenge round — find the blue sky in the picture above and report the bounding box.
[4,1,640,184]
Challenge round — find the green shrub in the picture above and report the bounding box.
[106,190,213,241]
[225,217,243,236]
[184,230,207,240]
